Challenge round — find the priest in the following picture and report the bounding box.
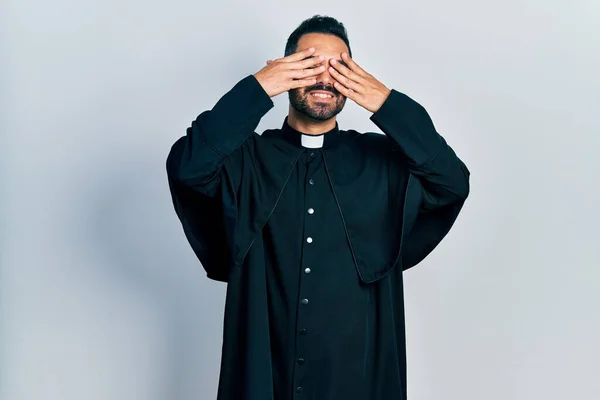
[166,15,470,400]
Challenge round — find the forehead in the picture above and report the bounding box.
[297,33,349,58]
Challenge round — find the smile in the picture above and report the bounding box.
[310,92,334,99]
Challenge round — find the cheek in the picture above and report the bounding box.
[290,88,305,98]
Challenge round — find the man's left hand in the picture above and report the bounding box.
[328,52,391,113]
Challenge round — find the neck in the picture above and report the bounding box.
[287,107,337,135]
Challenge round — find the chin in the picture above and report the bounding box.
[308,108,342,121]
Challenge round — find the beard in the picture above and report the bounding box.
[288,84,346,121]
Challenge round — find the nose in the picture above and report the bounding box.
[315,58,333,85]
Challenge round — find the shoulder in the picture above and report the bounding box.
[339,129,395,152]
[339,129,409,167]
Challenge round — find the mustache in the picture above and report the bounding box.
[307,85,338,96]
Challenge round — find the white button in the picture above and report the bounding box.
[308,208,315,214]
[306,237,313,243]
[305,268,311,274]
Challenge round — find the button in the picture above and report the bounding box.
[309,178,315,185]
[310,152,316,158]
[301,298,308,305]
[304,267,311,274]
[297,358,305,365]
[296,386,303,393]
[306,237,313,243]
[307,208,314,214]
[299,328,307,335]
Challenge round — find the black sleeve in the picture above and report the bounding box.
[166,74,274,197]
[369,89,470,212]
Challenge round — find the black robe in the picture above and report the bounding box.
[166,75,470,399]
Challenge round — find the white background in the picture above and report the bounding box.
[2,1,599,399]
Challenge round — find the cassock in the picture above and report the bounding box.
[166,75,470,400]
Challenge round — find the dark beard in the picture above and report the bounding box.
[288,86,346,121]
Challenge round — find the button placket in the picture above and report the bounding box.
[293,149,323,397]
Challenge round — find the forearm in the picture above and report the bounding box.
[168,75,273,193]
[370,89,470,208]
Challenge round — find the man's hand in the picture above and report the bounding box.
[254,47,326,98]
[328,52,391,113]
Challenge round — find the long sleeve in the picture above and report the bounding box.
[165,75,273,282]
[167,74,274,197]
[369,89,470,271]
[370,89,470,212]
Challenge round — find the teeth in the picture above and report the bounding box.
[311,93,332,98]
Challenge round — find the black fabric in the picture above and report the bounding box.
[166,74,470,399]
[167,139,230,282]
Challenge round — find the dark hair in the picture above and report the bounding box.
[284,15,352,57]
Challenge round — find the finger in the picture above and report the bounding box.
[290,55,325,69]
[341,52,368,77]
[288,64,326,79]
[281,47,316,63]
[333,80,358,100]
[328,65,362,93]
[330,59,365,85]
[289,77,318,89]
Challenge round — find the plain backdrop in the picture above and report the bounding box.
[2,1,599,399]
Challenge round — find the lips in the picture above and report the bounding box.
[309,90,335,99]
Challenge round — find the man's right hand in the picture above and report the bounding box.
[254,47,325,98]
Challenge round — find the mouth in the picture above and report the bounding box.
[309,91,335,100]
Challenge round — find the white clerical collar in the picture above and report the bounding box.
[301,134,324,148]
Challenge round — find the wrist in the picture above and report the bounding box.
[253,72,272,98]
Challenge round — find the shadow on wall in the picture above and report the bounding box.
[87,154,225,399]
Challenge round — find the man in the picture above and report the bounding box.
[167,15,469,400]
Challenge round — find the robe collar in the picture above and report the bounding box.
[280,116,341,150]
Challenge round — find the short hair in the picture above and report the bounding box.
[284,15,352,57]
